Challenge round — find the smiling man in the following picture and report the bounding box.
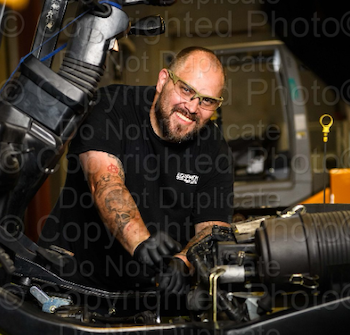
[152,50,224,143]
[39,47,234,294]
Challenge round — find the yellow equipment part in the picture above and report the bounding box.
[0,0,29,11]
[302,188,330,204]
[301,168,350,204]
[329,168,350,204]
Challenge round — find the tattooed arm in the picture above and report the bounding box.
[79,150,150,255]
[174,221,231,269]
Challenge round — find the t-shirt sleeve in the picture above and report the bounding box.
[68,85,127,157]
[192,140,234,224]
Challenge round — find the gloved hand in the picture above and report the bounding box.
[133,231,182,269]
[157,257,190,295]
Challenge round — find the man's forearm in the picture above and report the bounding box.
[81,151,150,255]
[93,172,150,254]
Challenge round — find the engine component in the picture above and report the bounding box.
[30,286,72,313]
[255,210,350,292]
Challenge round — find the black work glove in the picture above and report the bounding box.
[157,257,190,295]
[133,231,182,269]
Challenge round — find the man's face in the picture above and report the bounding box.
[153,53,224,143]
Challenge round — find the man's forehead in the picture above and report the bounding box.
[177,52,222,76]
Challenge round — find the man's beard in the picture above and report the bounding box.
[154,91,204,143]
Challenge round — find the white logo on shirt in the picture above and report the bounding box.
[176,172,199,185]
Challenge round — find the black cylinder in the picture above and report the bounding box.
[255,211,350,291]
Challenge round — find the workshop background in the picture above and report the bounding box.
[1,0,350,241]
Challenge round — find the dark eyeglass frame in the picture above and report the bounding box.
[167,70,223,111]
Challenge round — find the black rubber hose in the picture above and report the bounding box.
[256,210,350,291]
[302,211,350,289]
[58,57,104,98]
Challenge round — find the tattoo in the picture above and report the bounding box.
[107,163,119,174]
[95,173,118,198]
[94,157,124,196]
[110,156,125,181]
[96,177,137,239]
[101,174,111,182]
[107,153,117,160]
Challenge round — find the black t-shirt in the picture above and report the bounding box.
[40,85,234,290]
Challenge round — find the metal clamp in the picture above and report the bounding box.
[289,273,319,289]
[278,204,306,218]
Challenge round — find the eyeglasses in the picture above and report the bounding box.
[167,70,223,111]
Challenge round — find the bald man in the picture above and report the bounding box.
[39,47,234,294]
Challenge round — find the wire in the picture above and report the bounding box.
[99,0,122,9]
[40,43,67,62]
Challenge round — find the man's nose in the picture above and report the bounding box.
[184,97,200,113]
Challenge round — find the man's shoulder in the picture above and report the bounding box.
[193,121,231,158]
[91,85,156,120]
[97,84,156,103]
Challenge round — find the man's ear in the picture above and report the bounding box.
[156,69,169,93]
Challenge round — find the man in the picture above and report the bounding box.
[39,46,234,294]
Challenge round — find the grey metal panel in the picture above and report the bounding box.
[210,41,313,208]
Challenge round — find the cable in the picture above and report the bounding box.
[99,0,122,9]
[40,43,67,63]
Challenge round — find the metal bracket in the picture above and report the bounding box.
[209,268,226,322]
[30,286,72,313]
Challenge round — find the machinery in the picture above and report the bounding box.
[2,203,350,334]
[1,1,350,334]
